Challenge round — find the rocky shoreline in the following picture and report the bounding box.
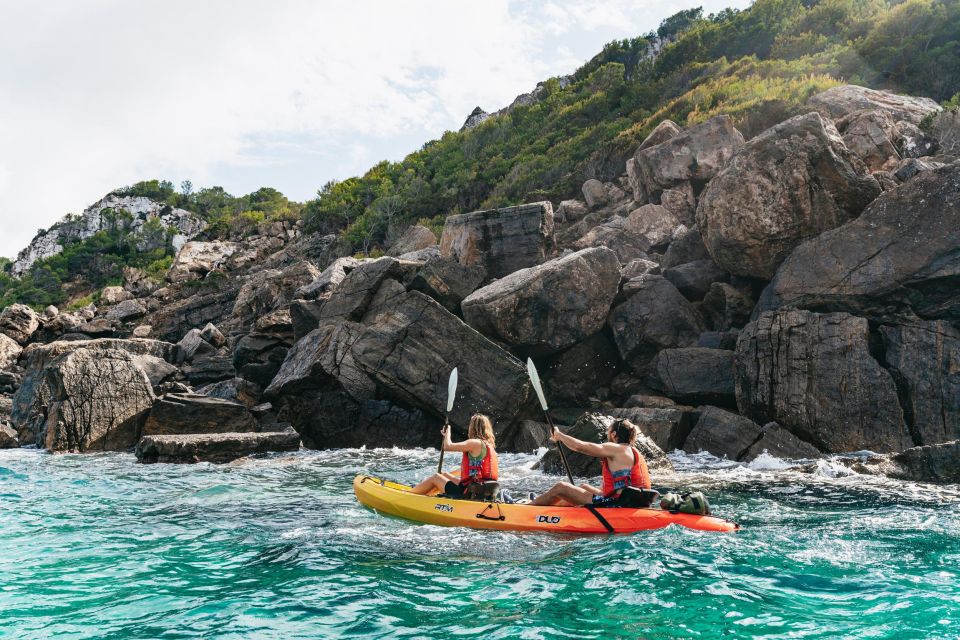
[0,85,958,483]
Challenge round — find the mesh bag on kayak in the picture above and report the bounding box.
[660,491,711,515]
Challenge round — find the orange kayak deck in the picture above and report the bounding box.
[354,475,738,534]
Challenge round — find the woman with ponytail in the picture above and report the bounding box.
[409,414,499,497]
[530,418,650,507]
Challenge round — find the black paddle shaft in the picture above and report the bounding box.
[544,411,575,485]
[437,417,448,474]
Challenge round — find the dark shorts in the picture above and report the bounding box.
[443,481,467,498]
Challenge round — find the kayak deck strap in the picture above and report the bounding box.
[584,505,615,533]
[476,503,506,521]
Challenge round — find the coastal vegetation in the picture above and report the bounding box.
[2,0,958,307]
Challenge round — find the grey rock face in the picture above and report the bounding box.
[835,109,901,171]
[232,261,321,332]
[662,259,728,301]
[661,228,711,270]
[702,283,753,332]
[607,406,697,452]
[267,290,536,449]
[20,348,155,451]
[649,348,735,407]
[697,112,880,279]
[136,427,301,464]
[888,441,960,483]
[0,333,23,370]
[634,115,744,197]
[105,299,147,323]
[101,286,133,305]
[439,202,554,279]
[196,378,263,408]
[317,257,411,324]
[538,412,673,477]
[408,258,486,313]
[142,393,258,437]
[0,304,40,345]
[930,109,960,155]
[387,225,437,256]
[294,257,364,301]
[540,332,622,407]
[167,241,241,283]
[462,247,621,355]
[514,420,551,454]
[12,338,176,449]
[736,310,912,453]
[685,407,820,461]
[760,162,960,325]
[0,422,18,448]
[807,85,941,125]
[607,275,704,373]
[880,321,960,446]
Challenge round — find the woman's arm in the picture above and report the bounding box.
[438,426,484,456]
[551,429,609,458]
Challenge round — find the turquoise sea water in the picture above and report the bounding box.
[1,447,959,639]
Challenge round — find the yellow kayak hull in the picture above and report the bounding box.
[353,475,738,534]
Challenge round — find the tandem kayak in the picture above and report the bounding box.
[353,475,738,534]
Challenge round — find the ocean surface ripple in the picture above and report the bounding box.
[1,447,959,639]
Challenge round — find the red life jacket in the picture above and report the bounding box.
[601,447,651,496]
[460,441,498,486]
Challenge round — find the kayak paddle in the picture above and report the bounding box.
[437,367,458,473]
[526,358,575,485]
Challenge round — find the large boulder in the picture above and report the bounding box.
[196,378,263,408]
[461,247,621,355]
[105,299,147,323]
[316,257,412,323]
[233,310,294,387]
[879,321,960,446]
[266,290,537,449]
[15,348,155,451]
[11,338,177,449]
[835,109,901,171]
[408,258,486,313]
[759,162,960,325]
[627,119,684,201]
[607,406,697,452]
[649,348,735,407]
[930,109,960,155]
[538,412,673,477]
[101,286,133,305]
[735,310,912,453]
[387,225,437,256]
[697,112,881,279]
[0,304,40,345]
[135,427,301,464]
[141,393,258,437]
[702,283,754,332]
[0,333,22,370]
[607,275,704,373]
[167,241,241,282]
[439,202,554,279]
[807,85,940,125]
[661,228,711,270]
[633,115,744,197]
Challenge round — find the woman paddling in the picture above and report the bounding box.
[409,413,499,497]
[530,418,650,506]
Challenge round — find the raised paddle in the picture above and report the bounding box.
[437,367,458,473]
[526,357,575,485]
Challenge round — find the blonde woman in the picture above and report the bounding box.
[409,413,499,497]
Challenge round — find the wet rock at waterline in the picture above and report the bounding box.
[135,426,301,464]
[735,310,912,453]
[685,406,820,462]
[537,412,672,477]
[141,393,258,437]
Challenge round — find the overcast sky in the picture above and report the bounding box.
[0,0,752,259]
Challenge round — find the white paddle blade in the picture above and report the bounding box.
[526,357,549,412]
[446,367,458,413]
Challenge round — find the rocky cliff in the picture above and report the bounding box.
[1,85,958,481]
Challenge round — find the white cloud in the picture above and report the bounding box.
[0,0,751,260]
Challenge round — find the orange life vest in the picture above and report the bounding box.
[460,441,498,485]
[601,447,651,496]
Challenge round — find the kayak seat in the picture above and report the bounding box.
[616,487,660,508]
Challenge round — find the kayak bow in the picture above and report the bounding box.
[354,475,738,534]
